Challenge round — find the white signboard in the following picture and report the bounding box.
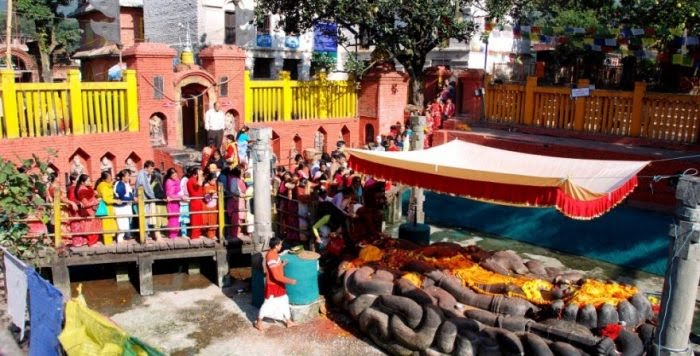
[571,87,591,98]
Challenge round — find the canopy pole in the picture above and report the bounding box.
[409,115,426,224]
[654,175,700,355]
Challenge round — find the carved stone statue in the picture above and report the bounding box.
[100,157,114,174]
[149,115,166,146]
[224,111,236,138]
[70,155,86,177]
[125,157,137,173]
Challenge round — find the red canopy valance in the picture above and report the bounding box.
[346,140,650,220]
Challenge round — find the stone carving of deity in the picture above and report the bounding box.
[149,115,166,146]
[224,111,236,138]
[125,158,137,173]
[100,157,114,174]
[70,156,86,177]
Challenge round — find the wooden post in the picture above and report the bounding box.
[629,81,646,137]
[217,183,225,243]
[124,69,139,132]
[573,79,589,131]
[137,187,146,243]
[67,70,84,135]
[51,259,71,298]
[523,76,538,126]
[280,71,293,121]
[1,69,19,138]
[53,188,62,247]
[244,70,252,123]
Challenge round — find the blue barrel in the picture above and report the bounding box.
[281,253,320,305]
[251,266,265,308]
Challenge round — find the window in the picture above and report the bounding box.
[135,14,145,42]
[219,76,229,97]
[224,11,236,44]
[253,58,273,79]
[257,15,271,33]
[282,59,300,80]
[153,76,164,99]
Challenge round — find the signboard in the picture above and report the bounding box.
[256,34,272,48]
[285,36,300,49]
[571,87,590,98]
[313,22,337,52]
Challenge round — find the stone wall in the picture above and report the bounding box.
[143,0,199,47]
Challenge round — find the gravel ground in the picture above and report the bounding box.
[107,284,385,356]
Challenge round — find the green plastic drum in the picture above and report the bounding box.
[399,222,431,246]
[281,253,320,305]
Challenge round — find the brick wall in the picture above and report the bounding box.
[0,132,153,183]
[247,118,361,168]
[359,69,409,136]
[123,43,179,149]
[199,45,247,120]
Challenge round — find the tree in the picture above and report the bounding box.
[15,0,80,82]
[256,0,511,106]
[0,152,54,260]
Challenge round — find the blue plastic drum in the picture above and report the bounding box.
[281,252,320,305]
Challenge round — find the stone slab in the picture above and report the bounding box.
[290,298,322,323]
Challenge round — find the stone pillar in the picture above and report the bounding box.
[409,115,426,224]
[654,175,700,355]
[251,127,273,253]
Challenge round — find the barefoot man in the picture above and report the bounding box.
[255,237,297,330]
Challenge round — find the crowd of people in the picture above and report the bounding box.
[43,126,255,247]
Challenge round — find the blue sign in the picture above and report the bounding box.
[285,36,300,49]
[313,22,337,52]
[256,34,272,48]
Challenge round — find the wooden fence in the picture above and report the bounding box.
[244,70,357,123]
[485,76,700,144]
[0,69,139,139]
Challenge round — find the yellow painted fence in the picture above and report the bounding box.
[244,70,357,123]
[485,76,700,144]
[0,69,139,139]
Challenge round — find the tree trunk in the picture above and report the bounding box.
[410,74,425,108]
[39,50,52,82]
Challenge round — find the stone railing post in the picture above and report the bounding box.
[409,115,426,224]
[251,127,273,253]
[654,175,700,355]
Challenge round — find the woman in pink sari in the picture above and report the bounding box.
[164,168,181,239]
[226,166,247,239]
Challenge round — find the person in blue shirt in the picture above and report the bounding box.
[236,126,251,165]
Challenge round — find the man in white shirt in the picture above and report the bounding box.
[204,102,226,149]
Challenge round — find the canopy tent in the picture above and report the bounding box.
[346,140,650,220]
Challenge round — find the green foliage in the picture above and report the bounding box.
[0,153,54,261]
[15,0,80,80]
[311,52,337,74]
[256,0,496,104]
[344,52,372,80]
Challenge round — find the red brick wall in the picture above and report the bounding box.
[0,132,153,184]
[435,130,692,211]
[247,118,361,168]
[199,45,247,122]
[359,70,409,137]
[123,43,179,149]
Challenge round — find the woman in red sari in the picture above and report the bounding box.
[187,168,205,239]
[74,174,102,246]
[202,173,219,239]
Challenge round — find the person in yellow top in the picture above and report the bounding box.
[95,171,122,245]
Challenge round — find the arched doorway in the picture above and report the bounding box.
[181,84,208,148]
[364,124,375,145]
[314,127,327,153]
[175,70,217,149]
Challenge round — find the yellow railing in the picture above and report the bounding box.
[485,76,700,144]
[244,70,357,123]
[0,69,139,139]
